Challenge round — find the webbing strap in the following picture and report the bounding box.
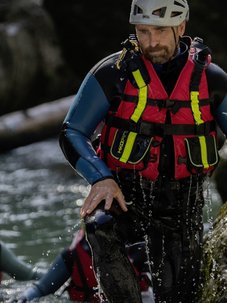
[106,116,214,136]
[120,69,147,163]
[190,90,209,168]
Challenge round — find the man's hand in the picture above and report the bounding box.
[80,178,127,217]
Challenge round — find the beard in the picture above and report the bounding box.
[142,45,172,64]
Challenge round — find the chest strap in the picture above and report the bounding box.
[122,95,210,114]
[106,116,215,137]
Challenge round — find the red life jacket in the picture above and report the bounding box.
[100,38,218,181]
[67,231,100,302]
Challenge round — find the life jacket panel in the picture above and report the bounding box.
[100,39,218,181]
[67,232,99,302]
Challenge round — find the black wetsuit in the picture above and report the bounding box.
[59,36,227,303]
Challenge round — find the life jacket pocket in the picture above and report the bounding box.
[184,134,219,172]
[110,129,152,164]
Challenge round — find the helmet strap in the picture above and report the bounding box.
[171,27,180,60]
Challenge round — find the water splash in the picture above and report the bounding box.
[203,176,214,234]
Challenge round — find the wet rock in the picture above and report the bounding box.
[200,202,227,303]
[0,0,76,115]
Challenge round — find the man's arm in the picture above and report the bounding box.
[7,252,71,303]
[59,72,113,185]
[207,63,227,136]
[59,56,127,215]
[214,94,227,135]
[0,242,44,281]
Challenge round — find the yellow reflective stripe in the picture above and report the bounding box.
[131,86,147,122]
[131,70,147,122]
[190,91,203,125]
[132,69,146,88]
[118,69,148,163]
[190,91,209,168]
[120,132,137,163]
[199,136,209,168]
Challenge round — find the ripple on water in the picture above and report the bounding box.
[0,139,87,301]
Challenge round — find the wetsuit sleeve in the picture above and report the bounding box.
[8,251,71,302]
[0,241,43,281]
[207,63,227,136]
[214,94,227,135]
[20,252,71,302]
[59,71,114,185]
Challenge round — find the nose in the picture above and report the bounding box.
[148,31,160,47]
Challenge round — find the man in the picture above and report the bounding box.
[8,230,153,303]
[59,0,227,302]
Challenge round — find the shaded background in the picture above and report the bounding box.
[0,0,226,117]
[43,0,227,79]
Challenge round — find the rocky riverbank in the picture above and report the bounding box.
[200,202,227,303]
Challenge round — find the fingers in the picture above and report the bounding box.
[80,193,102,217]
[80,179,128,217]
[114,191,128,212]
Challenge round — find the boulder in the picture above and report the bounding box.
[0,0,76,115]
[200,202,227,303]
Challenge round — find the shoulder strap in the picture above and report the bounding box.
[115,34,150,87]
[115,34,139,70]
[189,37,211,70]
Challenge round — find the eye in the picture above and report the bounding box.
[139,29,148,35]
[158,27,166,33]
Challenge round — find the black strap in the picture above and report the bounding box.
[190,39,211,91]
[190,63,204,91]
[107,116,215,136]
[122,95,210,113]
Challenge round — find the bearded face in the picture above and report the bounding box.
[135,23,185,64]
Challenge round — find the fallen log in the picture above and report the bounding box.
[0,95,74,153]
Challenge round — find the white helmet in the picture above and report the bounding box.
[129,0,189,27]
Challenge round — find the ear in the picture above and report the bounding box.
[178,21,186,37]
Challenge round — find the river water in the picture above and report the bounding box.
[0,138,225,302]
[0,138,89,302]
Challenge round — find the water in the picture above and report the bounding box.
[0,138,89,302]
[0,138,225,302]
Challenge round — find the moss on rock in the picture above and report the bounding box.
[200,202,227,303]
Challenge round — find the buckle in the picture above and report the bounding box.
[165,99,175,108]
